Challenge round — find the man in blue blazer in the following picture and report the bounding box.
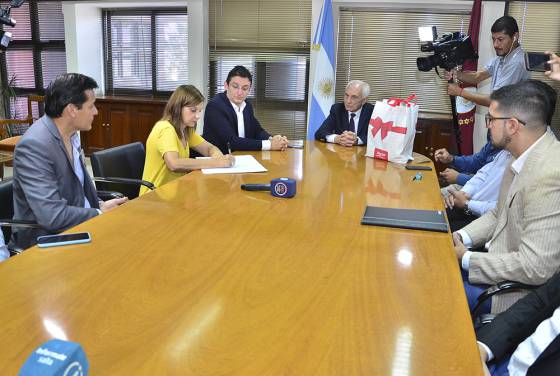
[203,65,288,154]
[10,73,127,250]
[314,80,374,147]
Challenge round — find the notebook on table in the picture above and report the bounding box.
[361,206,448,233]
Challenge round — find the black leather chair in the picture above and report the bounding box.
[472,280,541,328]
[0,178,43,255]
[0,178,14,242]
[91,142,154,200]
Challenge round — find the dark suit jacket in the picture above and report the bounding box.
[477,272,560,375]
[10,115,100,250]
[314,102,374,144]
[202,92,271,154]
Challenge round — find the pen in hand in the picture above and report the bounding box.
[226,142,235,167]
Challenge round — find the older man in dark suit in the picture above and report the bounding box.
[314,80,374,147]
[10,73,127,250]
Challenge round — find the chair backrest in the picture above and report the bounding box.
[0,179,14,241]
[27,95,45,122]
[0,94,44,145]
[91,142,146,199]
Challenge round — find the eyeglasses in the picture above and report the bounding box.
[229,83,251,93]
[484,113,526,127]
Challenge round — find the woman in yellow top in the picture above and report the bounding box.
[140,85,234,195]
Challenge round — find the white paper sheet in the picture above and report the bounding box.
[200,155,268,175]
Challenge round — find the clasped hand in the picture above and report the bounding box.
[335,131,357,147]
[270,135,289,151]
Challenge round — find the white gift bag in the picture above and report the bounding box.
[365,94,418,164]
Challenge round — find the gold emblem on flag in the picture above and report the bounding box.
[312,44,321,51]
[318,78,334,98]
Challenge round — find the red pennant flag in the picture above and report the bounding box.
[456,0,482,155]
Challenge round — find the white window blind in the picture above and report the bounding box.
[508,2,560,132]
[103,9,188,96]
[336,8,471,114]
[209,0,311,139]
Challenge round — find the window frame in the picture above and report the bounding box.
[0,0,65,97]
[102,7,188,98]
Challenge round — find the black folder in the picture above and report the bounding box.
[361,206,448,233]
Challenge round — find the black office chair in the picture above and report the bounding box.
[472,280,541,328]
[0,178,43,256]
[91,142,155,200]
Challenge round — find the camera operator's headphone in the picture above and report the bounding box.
[513,36,517,42]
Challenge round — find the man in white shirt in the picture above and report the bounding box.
[453,80,560,315]
[203,65,289,154]
[443,149,511,232]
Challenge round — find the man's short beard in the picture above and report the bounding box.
[491,134,511,150]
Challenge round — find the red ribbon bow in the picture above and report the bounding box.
[370,117,408,140]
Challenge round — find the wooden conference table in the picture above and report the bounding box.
[0,142,482,375]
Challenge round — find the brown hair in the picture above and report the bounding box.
[162,85,205,140]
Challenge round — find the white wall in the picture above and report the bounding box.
[474,1,506,151]
[309,0,507,152]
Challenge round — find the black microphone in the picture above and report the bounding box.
[241,183,271,191]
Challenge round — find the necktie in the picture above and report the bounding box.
[350,113,356,133]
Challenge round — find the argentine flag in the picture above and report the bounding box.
[307,0,335,140]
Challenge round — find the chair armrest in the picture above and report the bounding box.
[472,281,541,316]
[93,177,155,190]
[0,219,43,229]
[473,313,497,330]
[97,190,125,201]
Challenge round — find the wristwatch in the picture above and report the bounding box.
[464,200,472,216]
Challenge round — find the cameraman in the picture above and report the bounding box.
[446,16,530,107]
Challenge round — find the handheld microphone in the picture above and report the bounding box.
[241,183,271,191]
[241,178,296,198]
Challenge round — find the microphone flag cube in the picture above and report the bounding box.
[19,338,89,376]
[270,178,296,198]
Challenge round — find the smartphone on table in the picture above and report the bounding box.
[405,165,432,171]
[37,232,92,248]
[524,52,551,72]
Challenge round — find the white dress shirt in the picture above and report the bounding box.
[70,133,91,209]
[326,106,365,145]
[478,307,560,374]
[461,150,511,217]
[0,230,8,262]
[229,100,271,150]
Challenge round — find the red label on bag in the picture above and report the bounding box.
[370,117,408,140]
[374,148,388,160]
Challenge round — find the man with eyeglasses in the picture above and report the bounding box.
[452,80,560,316]
[471,64,560,376]
[446,15,530,107]
[203,65,289,154]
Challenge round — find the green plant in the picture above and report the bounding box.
[0,74,18,120]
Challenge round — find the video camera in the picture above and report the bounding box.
[416,28,478,72]
[0,0,25,51]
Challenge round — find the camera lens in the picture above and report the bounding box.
[416,57,435,72]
